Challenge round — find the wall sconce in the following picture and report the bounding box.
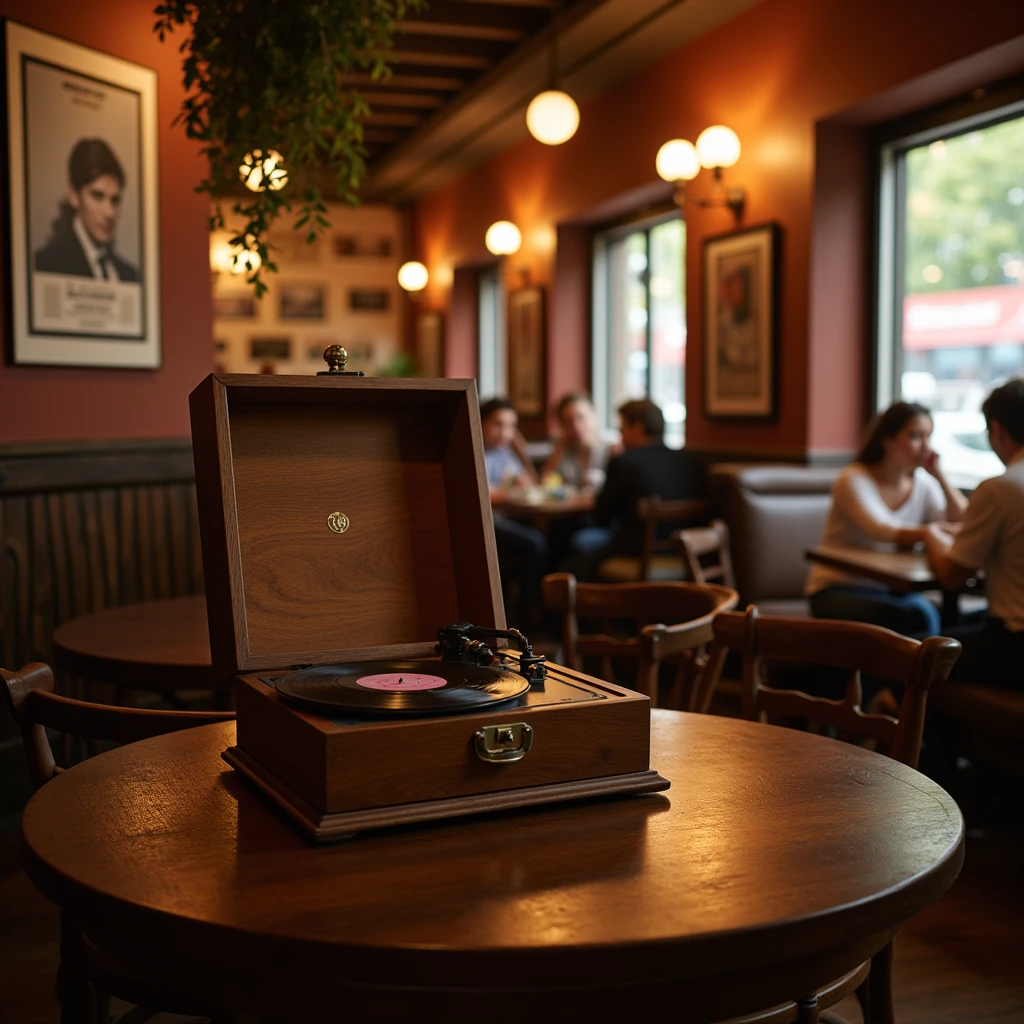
[209,231,262,275]
[485,220,522,256]
[397,260,429,296]
[656,125,745,222]
[526,32,579,146]
[239,148,288,192]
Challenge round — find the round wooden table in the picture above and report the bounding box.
[52,595,215,692]
[21,712,964,1023]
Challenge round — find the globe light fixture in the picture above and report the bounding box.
[485,220,522,257]
[526,89,580,146]
[695,125,741,170]
[239,148,288,192]
[655,125,745,222]
[656,139,700,183]
[397,261,429,292]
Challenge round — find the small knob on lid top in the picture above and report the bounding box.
[317,344,365,377]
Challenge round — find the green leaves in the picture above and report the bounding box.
[154,0,425,294]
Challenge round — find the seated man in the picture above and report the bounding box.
[480,397,547,628]
[566,398,706,579]
[925,378,1024,688]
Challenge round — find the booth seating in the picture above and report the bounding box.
[708,464,841,616]
[930,682,1024,783]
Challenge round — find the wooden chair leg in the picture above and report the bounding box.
[866,939,896,1024]
[796,995,820,1024]
[58,910,94,1024]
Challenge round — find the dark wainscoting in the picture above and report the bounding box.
[0,439,203,815]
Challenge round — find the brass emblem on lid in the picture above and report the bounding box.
[327,511,350,534]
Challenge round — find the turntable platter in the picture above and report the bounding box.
[275,660,530,716]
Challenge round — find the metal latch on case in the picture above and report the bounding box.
[473,722,533,763]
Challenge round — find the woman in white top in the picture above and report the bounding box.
[806,401,967,636]
[542,393,609,490]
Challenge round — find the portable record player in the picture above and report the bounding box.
[189,363,668,841]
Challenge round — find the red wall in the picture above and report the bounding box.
[0,1,212,443]
[412,0,1024,457]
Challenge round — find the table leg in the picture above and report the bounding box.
[58,910,93,1024]
[940,589,959,628]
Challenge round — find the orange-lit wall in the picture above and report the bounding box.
[412,0,1024,457]
[0,2,212,443]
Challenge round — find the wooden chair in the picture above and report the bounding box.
[2,662,235,1024]
[541,573,737,707]
[672,518,736,588]
[599,495,715,582]
[699,608,962,1024]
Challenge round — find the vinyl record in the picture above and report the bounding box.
[275,660,530,716]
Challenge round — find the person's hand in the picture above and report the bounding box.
[922,449,942,477]
[489,487,510,507]
[924,521,954,548]
[932,520,962,537]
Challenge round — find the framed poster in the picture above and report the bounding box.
[348,288,390,312]
[508,285,545,417]
[4,22,160,368]
[416,309,444,378]
[278,282,326,320]
[703,223,779,418]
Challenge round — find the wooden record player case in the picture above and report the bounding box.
[190,373,668,840]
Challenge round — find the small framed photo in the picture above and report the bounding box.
[250,337,291,360]
[279,282,326,320]
[4,21,160,368]
[348,288,390,313]
[416,309,444,377]
[703,223,779,418]
[212,293,256,319]
[508,285,545,417]
[333,235,392,258]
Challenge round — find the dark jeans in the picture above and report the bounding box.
[945,616,1024,689]
[493,517,548,628]
[809,584,941,639]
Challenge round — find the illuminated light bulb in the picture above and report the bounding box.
[696,125,741,169]
[397,261,429,292]
[239,149,288,192]
[485,220,522,256]
[526,90,580,146]
[656,139,700,182]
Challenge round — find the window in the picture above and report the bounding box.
[592,215,686,446]
[477,265,506,400]
[877,98,1024,488]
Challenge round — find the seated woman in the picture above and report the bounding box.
[542,393,610,490]
[806,401,967,637]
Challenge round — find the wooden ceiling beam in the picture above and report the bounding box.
[360,111,424,127]
[400,20,526,42]
[339,73,468,91]
[440,0,556,7]
[390,50,493,69]
[359,92,445,108]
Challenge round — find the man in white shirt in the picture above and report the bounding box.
[926,378,1024,687]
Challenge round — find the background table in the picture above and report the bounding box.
[21,712,964,1023]
[499,490,595,528]
[53,594,215,694]
[806,544,983,624]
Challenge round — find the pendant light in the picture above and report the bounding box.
[526,28,578,146]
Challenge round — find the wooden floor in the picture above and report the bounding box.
[1,803,1021,1024]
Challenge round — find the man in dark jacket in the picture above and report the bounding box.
[34,138,139,282]
[564,398,706,578]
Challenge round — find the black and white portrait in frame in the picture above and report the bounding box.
[5,22,160,368]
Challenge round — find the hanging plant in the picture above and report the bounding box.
[154,0,424,295]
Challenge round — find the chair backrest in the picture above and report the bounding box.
[542,573,738,705]
[635,495,715,580]
[707,464,839,602]
[672,519,736,588]
[1,662,235,790]
[702,607,961,768]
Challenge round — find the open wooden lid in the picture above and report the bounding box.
[189,374,504,683]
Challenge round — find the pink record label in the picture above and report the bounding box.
[356,672,448,691]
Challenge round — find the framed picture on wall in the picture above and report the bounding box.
[279,282,326,320]
[4,22,161,368]
[508,285,545,417]
[703,223,779,418]
[416,309,444,378]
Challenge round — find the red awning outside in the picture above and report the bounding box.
[903,284,1024,350]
